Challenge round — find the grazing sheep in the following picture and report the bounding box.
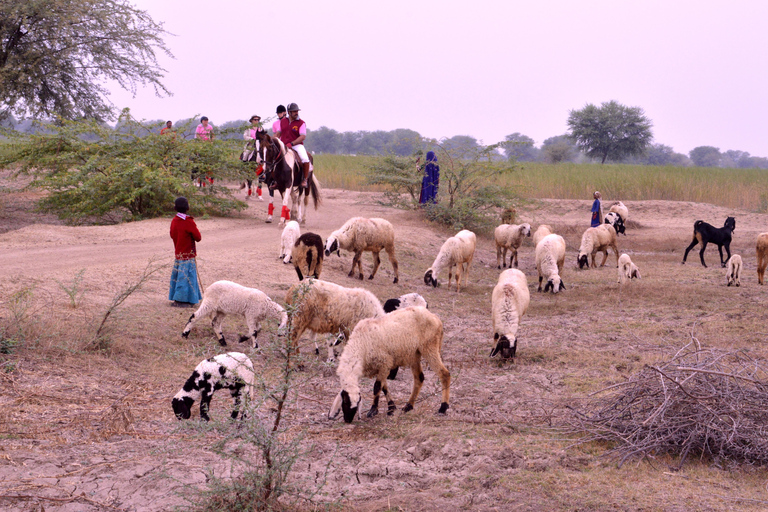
[424,229,477,292]
[609,201,629,223]
[578,224,619,269]
[682,217,736,268]
[328,307,450,423]
[536,233,567,293]
[491,269,530,360]
[532,224,554,248]
[285,279,385,361]
[172,352,255,421]
[383,292,427,313]
[604,211,626,235]
[618,253,641,284]
[726,254,742,287]
[324,217,399,283]
[757,233,768,285]
[279,221,300,264]
[494,223,531,269]
[181,280,288,349]
[292,232,324,281]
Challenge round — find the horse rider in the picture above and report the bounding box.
[272,104,287,139]
[281,103,311,188]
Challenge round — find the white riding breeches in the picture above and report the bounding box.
[292,144,309,163]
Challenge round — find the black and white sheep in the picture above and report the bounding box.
[324,217,399,283]
[424,229,476,292]
[494,223,531,269]
[382,292,428,380]
[609,201,629,224]
[181,280,288,349]
[535,233,566,293]
[618,253,641,284]
[328,306,451,423]
[578,224,619,269]
[726,254,742,287]
[682,217,736,268]
[491,269,530,360]
[604,211,626,235]
[285,279,385,361]
[532,224,554,248]
[172,352,255,421]
[292,232,324,281]
[279,220,300,264]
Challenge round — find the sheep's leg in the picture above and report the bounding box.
[403,362,425,413]
[348,252,363,279]
[497,246,503,269]
[599,249,608,267]
[367,380,382,418]
[381,384,396,415]
[230,383,244,419]
[425,351,451,414]
[537,275,543,292]
[369,251,381,280]
[682,236,699,263]
[613,244,620,267]
[465,255,473,283]
[447,265,454,288]
[356,252,364,280]
[698,241,709,268]
[212,312,227,346]
[759,252,766,285]
[200,391,213,421]
[387,247,399,284]
[512,248,518,268]
[455,264,463,292]
[240,317,261,349]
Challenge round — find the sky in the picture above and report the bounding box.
[108,0,768,157]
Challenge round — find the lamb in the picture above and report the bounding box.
[490,269,530,360]
[535,233,567,293]
[382,292,428,313]
[181,280,288,349]
[618,253,641,284]
[292,232,324,281]
[578,224,619,269]
[172,352,255,421]
[328,307,450,423]
[494,223,531,268]
[609,201,629,223]
[604,211,626,235]
[324,217,399,283]
[757,233,768,285]
[682,217,736,268]
[726,254,742,287]
[532,224,554,248]
[279,220,300,264]
[424,229,476,292]
[285,279,385,361]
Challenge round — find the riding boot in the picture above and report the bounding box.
[301,162,310,188]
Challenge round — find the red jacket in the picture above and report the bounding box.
[170,214,201,260]
[281,118,305,146]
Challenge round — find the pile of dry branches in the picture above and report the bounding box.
[566,340,768,469]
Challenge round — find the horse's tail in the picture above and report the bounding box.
[309,173,321,210]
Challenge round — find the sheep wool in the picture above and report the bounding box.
[424,229,476,292]
[279,221,301,264]
[324,217,399,283]
[494,223,531,269]
[329,307,451,423]
[618,253,641,284]
[609,201,629,223]
[535,233,567,293]
[578,224,619,269]
[491,269,530,360]
[726,254,742,287]
[383,292,427,313]
[292,232,324,281]
[172,352,255,421]
[181,280,288,349]
[532,224,554,248]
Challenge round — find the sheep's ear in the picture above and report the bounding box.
[328,392,343,420]
[559,280,566,291]
[544,280,553,293]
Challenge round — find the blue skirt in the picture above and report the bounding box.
[169,259,202,304]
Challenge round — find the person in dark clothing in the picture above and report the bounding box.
[419,151,440,204]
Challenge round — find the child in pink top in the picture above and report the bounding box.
[195,116,214,141]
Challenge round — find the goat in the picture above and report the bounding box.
[682,217,736,268]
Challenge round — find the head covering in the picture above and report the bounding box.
[249,115,261,122]
[426,151,437,162]
[276,105,286,114]
[287,102,300,112]
[200,116,208,122]
[594,191,601,199]
[174,197,189,213]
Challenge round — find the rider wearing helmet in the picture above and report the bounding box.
[272,105,287,139]
[281,103,310,188]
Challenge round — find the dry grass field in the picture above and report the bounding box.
[1,173,768,511]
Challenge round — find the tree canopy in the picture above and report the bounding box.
[567,100,653,164]
[688,146,721,168]
[0,0,171,122]
[502,132,540,162]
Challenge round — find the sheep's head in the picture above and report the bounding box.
[424,269,439,288]
[329,389,361,423]
[724,216,736,232]
[521,223,531,237]
[631,265,641,280]
[490,333,517,360]
[544,277,566,293]
[172,396,194,420]
[324,236,340,257]
[577,254,589,269]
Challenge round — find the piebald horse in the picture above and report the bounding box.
[256,132,320,225]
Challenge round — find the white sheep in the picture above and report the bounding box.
[535,233,567,293]
[324,217,399,283]
[285,279,385,361]
[424,229,477,292]
[491,269,530,360]
[532,224,554,248]
[494,223,531,269]
[328,306,451,423]
[618,253,641,284]
[577,224,619,269]
[292,232,324,281]
[279,220,300,264]
[172,352,255,421]
[726,254,742,287]
[609,201,629,223]
[382,292,427,313]
[182,280,288,349]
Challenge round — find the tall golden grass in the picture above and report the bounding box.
[313,155,768,211]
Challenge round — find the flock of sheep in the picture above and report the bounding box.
[172,201,764,425]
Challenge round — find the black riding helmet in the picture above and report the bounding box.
[276,105,286,114]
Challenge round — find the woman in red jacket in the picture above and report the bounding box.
[169,197,202,307]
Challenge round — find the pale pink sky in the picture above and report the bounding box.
[108,0,768,157]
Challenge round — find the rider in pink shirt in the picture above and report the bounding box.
[272,105,287,137]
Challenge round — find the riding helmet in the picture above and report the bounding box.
[287,103,300,112]
[276,105,286,114]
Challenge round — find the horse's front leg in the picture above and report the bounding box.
[279,191,291,226]
[266,193,275,223]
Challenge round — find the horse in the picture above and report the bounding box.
[256,132,320,225]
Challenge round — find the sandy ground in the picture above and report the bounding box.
[2,178,768,511]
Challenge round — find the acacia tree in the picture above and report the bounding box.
[567,100,653,164]
[688,146,722,167]
[0,0,171,121]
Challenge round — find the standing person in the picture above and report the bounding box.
[590,191,603,227]
[272,105,287,138]
[419,151,440,204]
[283,103,310,188]
[160,120,174,135]
[242,115,265,200]
[169,197,202,308]
[195,116,214,141]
